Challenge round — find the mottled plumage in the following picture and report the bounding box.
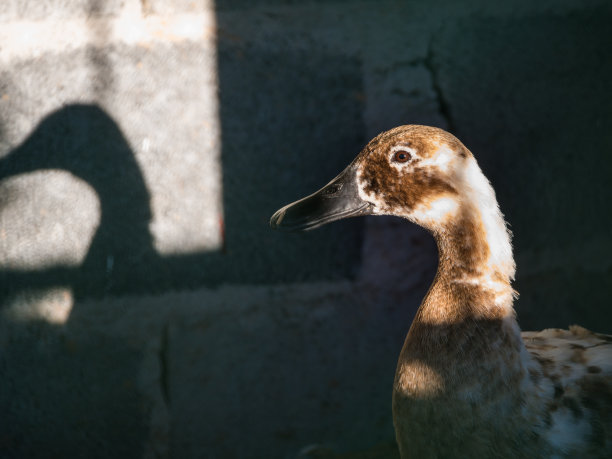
[523,326,612,456]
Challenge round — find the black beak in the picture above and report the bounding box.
[270,162,373,231]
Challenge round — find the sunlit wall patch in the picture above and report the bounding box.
[3,287,74,325]
[0,170,101,270]
[0,1,224,257]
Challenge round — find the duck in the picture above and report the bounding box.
[270,125,612,458]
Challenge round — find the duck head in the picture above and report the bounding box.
[270,125,473,233]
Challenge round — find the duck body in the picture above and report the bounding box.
[270,125,612,458]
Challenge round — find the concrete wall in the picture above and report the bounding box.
[1,0,611,457]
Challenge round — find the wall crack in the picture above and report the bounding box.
[159,322,171,408]
[423,37,456,133]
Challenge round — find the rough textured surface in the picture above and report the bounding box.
[1,0,611,457]
[0,31,364,297]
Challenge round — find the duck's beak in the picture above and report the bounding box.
[270,162,373,231]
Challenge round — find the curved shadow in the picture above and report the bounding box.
[0,104,158,299]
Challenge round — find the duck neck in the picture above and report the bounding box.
[430,208,515,317]
[396,193,526,398]
[421,159,517,323]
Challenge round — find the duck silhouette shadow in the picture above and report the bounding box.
[0,103,225,301]
[0,104,157,457]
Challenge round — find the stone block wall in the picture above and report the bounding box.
[1,1,611,457]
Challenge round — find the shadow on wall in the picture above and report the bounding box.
[0,106,151,457]
[0,105,157,299]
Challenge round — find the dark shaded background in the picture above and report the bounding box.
[0,1,611,457]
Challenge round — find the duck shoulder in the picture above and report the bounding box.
[523,325,612,456]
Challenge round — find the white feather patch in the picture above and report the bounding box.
[458,157,515,280]
[411,196,459,226]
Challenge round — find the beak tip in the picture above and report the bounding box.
[269,208,285,230]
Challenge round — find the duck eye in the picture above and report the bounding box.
[393,150,412,163]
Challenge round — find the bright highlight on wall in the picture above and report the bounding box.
[0,0,224,266]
